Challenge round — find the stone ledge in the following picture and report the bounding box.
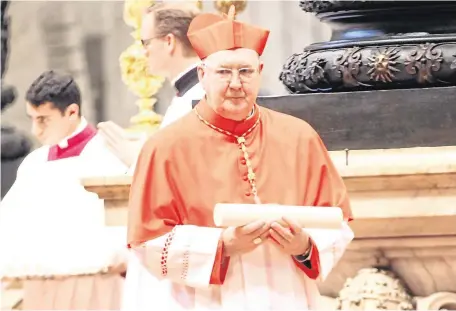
[82,146,456,199]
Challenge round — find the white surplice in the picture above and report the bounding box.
[123,222,353,311]
[160,83,205,130]
[0,118,129,279]
[7,118,128,182]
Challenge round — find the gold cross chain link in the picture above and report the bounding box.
[194,108,262,204]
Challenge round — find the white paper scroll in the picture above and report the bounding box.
[213,204,343,229]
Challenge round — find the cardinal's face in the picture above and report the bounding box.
[198,48,263,121]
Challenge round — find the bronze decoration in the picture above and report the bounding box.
[280,1,456,93]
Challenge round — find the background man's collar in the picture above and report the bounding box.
[57,117,87,148]
[172,63,199,86]
[175,65,199,97]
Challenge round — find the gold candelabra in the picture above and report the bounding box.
[214,0,247,16]
[120,0,247,134]
[120,0,164,134]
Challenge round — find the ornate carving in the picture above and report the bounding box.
[279,52,305,91]
[367,47,400,83]
[335,268,414,311]
[299,0,373,14]
[451,53,456,70]
[279,42,456,94]
[333,47,370,87]
[304,57,331,90]
[280,52,333,93]
[282,1,456,93]
[404,43,444,84]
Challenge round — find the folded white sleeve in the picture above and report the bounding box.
[304,221,354,281]
[131,225,223,288]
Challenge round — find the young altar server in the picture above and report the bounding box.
[127,6,354,310]
[2,70,128,200]
[0,71,129,309]
[31,70,128,174]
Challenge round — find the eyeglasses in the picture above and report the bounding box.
[202,64,258,82]
[141,36,162,47]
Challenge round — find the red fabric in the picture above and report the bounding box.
[292,242,320,280]
[47,124,97,161]
[187,6,270,59]
[128,97,353,246]
[209,240,230,285]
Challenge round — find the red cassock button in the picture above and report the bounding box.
[243,175,248,181]
[245,192,251,197]
[240,159,246,165]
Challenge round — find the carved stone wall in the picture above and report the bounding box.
[323,267,456,311]
[335,268,414,310]
[322,289,456,311]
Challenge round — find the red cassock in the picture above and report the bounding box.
[126,98,354,310]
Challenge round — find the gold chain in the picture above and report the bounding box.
[194,108,262,204]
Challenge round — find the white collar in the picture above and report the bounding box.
[57,117,88,149]
[171,63,199,86]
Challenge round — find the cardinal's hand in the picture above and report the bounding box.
[269,216,310,256]
[221,220,270,257]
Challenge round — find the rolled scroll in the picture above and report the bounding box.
[213,204,343,229]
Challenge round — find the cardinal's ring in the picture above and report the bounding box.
[253,237,262,245]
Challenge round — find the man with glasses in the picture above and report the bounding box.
[139,2,204,128]
[98,2,203,170]
[126,6,354,310]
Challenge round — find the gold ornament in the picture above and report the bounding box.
[119,41,164,99]
[214,0,247,17]
[120,0,163,134]
[123,0,152,29]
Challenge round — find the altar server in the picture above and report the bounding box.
[0,70,128,309]
[1,70,127,188]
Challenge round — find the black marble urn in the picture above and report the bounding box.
[257,1,456,151]
[280,1,456,93]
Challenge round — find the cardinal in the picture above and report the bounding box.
[126,5,354,310]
